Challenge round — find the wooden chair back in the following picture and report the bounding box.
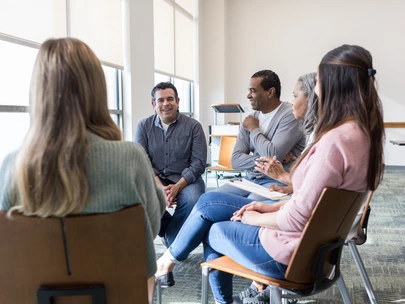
[217,136,237,168]
[285,188,368,284]
[0,205,148,304]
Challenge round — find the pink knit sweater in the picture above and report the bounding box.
[259,122,369,265]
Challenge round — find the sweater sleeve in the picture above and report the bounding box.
[250,111,304,161]
[231,126,257,170]
[131,144,166,277]
[276,139,346,232]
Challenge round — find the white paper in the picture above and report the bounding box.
[226,179,289,200]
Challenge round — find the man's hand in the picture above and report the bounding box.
[164,177,188,208]
[164,184,180,208]
[242,115,259,132]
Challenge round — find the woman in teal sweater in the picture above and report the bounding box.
[0,38,165,303]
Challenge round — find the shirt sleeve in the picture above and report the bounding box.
[181,122,207,184]
[134,119,160,177]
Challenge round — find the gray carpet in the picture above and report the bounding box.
[155,166,405,303]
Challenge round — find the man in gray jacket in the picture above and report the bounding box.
[214,70,305,200]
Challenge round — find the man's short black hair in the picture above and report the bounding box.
[251,70,281,98]
[151,82,179,101]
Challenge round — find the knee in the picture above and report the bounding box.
[196,192,218,206]
[180,183,205,203]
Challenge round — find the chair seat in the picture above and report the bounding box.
[206,166,241,172]
[201,256,313,290]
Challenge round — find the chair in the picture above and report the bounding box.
[205,136,244,187]
[201,188,368,304]
[0,205,149,304]
[346,191,378,303]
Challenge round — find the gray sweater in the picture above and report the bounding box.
[232,102,306,179]
[0,133,166,278]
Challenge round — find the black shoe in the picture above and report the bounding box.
[233,284,260,304]
[155,271,175,288]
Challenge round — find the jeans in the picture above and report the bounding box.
[159,177,205,246]
[212,176,286,201]
[169,192,287,304]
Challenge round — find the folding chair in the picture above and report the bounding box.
[205,136,244,187]
[346,191,377,303]
[201,188,368,304]
[0,205,149,304]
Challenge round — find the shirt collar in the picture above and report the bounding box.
[154,112,180,128]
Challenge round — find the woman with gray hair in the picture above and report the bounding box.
[297,72,318,139]
[254,73,318,196]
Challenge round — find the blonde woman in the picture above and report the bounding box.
[0,38,165,303]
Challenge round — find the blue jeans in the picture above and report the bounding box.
[159,177,205,246]
[212,176,286,201]
[169,192,287,304]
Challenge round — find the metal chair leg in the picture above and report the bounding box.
[215,173,219,188]
[269,286,283,304]
[348,240,378,304]
[281,290,289,304]
[336,275,352,304]
[201,266,210,304]
[155,279,162,304]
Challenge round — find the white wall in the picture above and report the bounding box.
[123,0,155,141]
[199,0,227,134]
[199,0,405,165]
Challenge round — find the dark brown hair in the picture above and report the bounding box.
[294,45,384,190]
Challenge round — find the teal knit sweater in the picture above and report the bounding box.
[0,133,166,278]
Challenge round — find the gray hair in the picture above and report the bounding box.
[298,72,318,135]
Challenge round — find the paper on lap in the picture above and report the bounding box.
[226,179,289,200]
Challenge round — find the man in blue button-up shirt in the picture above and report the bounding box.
[135,82,207,247]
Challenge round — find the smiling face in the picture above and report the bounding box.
[247,77,272,112]
[152,88,179,124]
[291,81,309,120]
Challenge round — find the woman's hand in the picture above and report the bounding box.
[230,201,279,222]
[269,184,293,194]
[255,156,285,180]
[255,156,292,185]
[240,210,261,226]
[282,152,297,164]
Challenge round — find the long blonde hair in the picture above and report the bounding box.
[10,38,122,217]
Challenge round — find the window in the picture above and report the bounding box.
[153,0,196,117]
[0,39,123,164]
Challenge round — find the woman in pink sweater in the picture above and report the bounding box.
[155,44,385,304]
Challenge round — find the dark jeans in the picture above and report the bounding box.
[158,177,205,246]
